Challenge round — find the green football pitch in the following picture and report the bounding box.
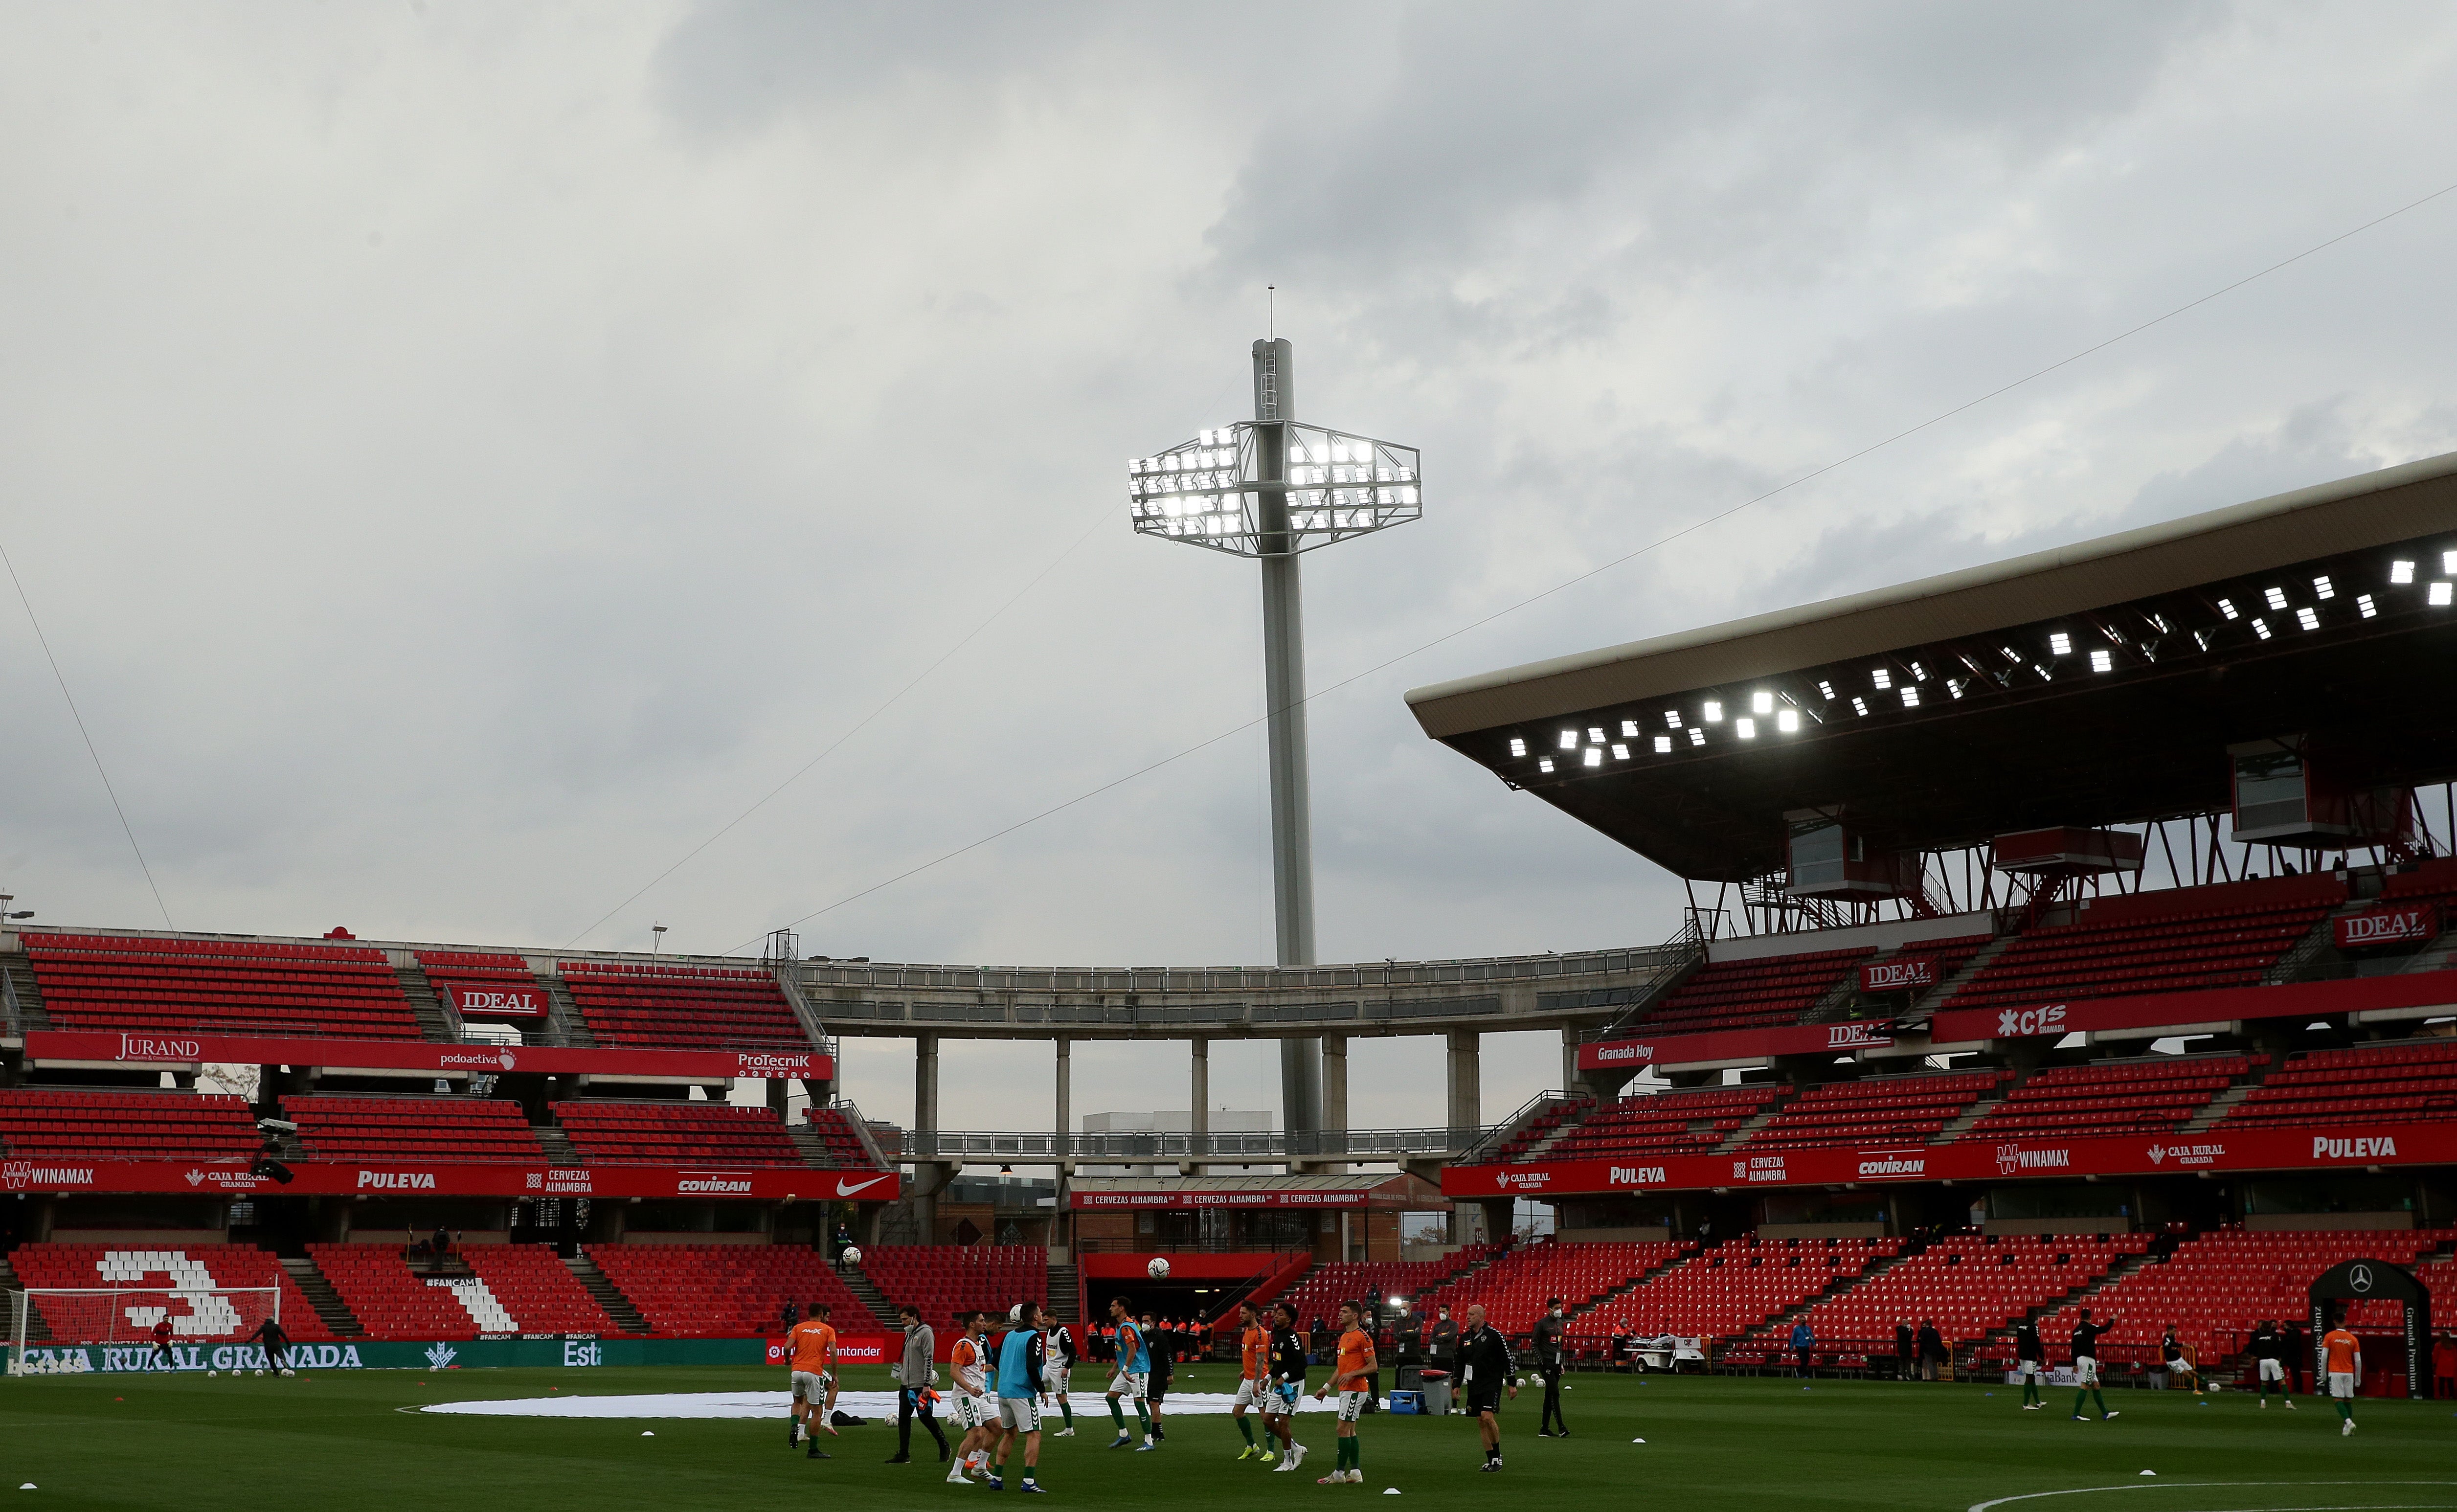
[1,1364,2449,1511]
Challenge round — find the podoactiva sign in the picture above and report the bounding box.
[6,1335,768,1375]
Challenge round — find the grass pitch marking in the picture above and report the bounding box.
[419,1388,1338,1419]
[1969,1484,2457,1512]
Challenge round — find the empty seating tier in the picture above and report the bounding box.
[414,949,548,1021]
[559,961,806,1050]
[1740,1069,2008,1151]
[2034,1228,2455,1365]
[23,933,420,1039]
[6,1242,335,1341]
[0,1089,260,1162]
[1943,875,2343,1014]
[585,1242,868,1335]
[857,1245,1049,1329]
[551,1101,803,1166]
[802,1107,886,1170]
[1268,1254,1497,1332]
[1568,1236,1898,1344]
[308,1242,615,1339]
[1776,1232,2147,1349]
[2220,1039,2457,1129]
[1636,948,1876,1035]
[461,1243,621,1334]
[1416,1240,1691,1336]
[1960,1055,2255,1142]
[284,1094,545,1164]
[1545,1083,1786,1160]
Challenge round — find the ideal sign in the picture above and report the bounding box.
[1861,957,1937,993]
[442,983,546,1018]
[2333,904,2438,950]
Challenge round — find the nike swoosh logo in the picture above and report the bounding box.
[836,1175,891,1196]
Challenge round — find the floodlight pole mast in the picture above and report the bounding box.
[1252,337,1323,1139]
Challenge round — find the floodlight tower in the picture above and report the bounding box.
[1127,339,1422,1137]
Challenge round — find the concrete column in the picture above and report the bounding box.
[1446,1030,1481,1145]
[1190,1038,1209,1145]
[1561,1026,1579,1091]
[1054,1037,1072,1160]
[914,1033,943,1242]
[1320,1034,1349,1167]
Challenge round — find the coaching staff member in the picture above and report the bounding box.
[1533,1297,1569,1437]
[1428,1306,1461,1414]
[1457,1303,1517,1472]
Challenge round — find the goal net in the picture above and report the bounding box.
[6,1287,280,1375]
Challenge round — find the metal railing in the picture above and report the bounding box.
[902,1125,1483,1164]
[800,946,1685,997]
[1454,1088,1594,1167]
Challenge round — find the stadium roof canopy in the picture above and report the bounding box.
[1406,452,2457,882]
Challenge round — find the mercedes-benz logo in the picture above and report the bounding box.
[2348,1263,2373,1293]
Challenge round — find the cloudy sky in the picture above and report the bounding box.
[4,2,2455,1135]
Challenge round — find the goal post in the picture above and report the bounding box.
[6,1287,280,1375]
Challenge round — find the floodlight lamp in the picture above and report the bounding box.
[1947,678,1967,700]
[1870,667,1892,690]
[1654,735,1673,753]
[2216,599,2239,620]
[1620,720,1639,738]
[2048,632,2073,655]
[1611,743,1630,760]
[1777,709,1800,733]
[1736,718,1757,739]
[2090,649,2113,673]
[2446,550,2457,574]
[1816,680,1835,700]
[1851,698,1869,717]
[2296,607,2320,632]
[1687,726,1706,746]
[1703,700,1723,722]
[2357,594,2377,619]
[1508,738,1527,758]
[1582,747,1603,767]
[2252,618,2273,639]
[1538,759,1555,774]
[2432,582,2455,607]
[2313,575,2335,600]
[1900,687,1920,708]
[2263,586,2288,611]
[2390,560,2415,584]
[1587,727,1606,745]
[1558,731,1578,750]
[1664,710,1682,729]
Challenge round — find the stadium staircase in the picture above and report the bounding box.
[2182,1083,2255,1130]
[839,1268,903,1332]
[534,1127,583,1167]
[1797,970,1865,1026]
[1560,1244,1695,1329]
[1045,1259,1081,1323]
[1899,937,2013,1029]
[541,977,596,1048]
[1711,1099,1787,1154]
[562,1254,648,1334]
[0,1255,50,1341]
[784,1125,843,1168]
[281,1257,365,1337]
[395,966,457,1043]
[1748,1234,1931,1344]
[1934,1091,2005,1143]
[0,953,49,1033]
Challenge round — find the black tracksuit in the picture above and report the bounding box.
[1457,1324,1515,1415]
[1532,1312,1567,1434]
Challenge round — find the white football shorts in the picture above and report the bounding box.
[1042,1363,1069,1394]
[1107,1370,1147,1400]
[953,1392,992,1430]
[998,1396,1041,1433]
[2327,1370,2355,1399]
[1264,1381,1300,1417]
[2073,1355,2100,1386]
[790,1370,830,1402]
[2258,1358,2285,1382]
[1232,1377,1261,1408]
[1336,1389,1369,1422]
[2015,1358,2040,1376]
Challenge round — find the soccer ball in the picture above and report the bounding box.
[280,1369,295,1377]
[1010,1303,1030,1323]
[1148,1258,1170,1280]
[207,1371,218,1377]
[840,1246,863,1267]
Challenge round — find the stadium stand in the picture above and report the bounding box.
[1418,1240,1691,1335]
[1545,1083,1786,1160]
[413,949,547,1019]
[308,1243,615,1339]
[2218,1039,2457,1129]
[550,1101,802,1166]
[0,1088,261,1161]
[5,1242,335,1341]
[2033,1227,2457,1367]
[1271,1254,1497,1331]
[283,1094,545,1164]
[22,933,421,1039]
[557,960,807,1050]
[1567,1236,1899,1345]
[1958,1054,2258,1142]
[2380,856,2457,908]
[1940,875,2344,1014]
[1489,1099,1591,1162]
[1634,947,1876,1034]
[1739,1069,2010,1150]
[803,1106,888,1169]
[584,1242,867,1336]
[1776,1232,2149,1351]
[856,1245,1049,1325]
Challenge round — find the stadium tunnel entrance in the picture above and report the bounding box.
[2308,1255,2432,1399]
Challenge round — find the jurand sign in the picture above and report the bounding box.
[1442,1119,2457,1199]
[23,1030,830,1083]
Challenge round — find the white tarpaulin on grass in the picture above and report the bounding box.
[423,1389,1351,1419]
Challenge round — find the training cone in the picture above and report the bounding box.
[642,1431,655,1437]
[2140,1471,2156,1477]
[1631,1437,1647,1444]
[1384,1490,1401,1496]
